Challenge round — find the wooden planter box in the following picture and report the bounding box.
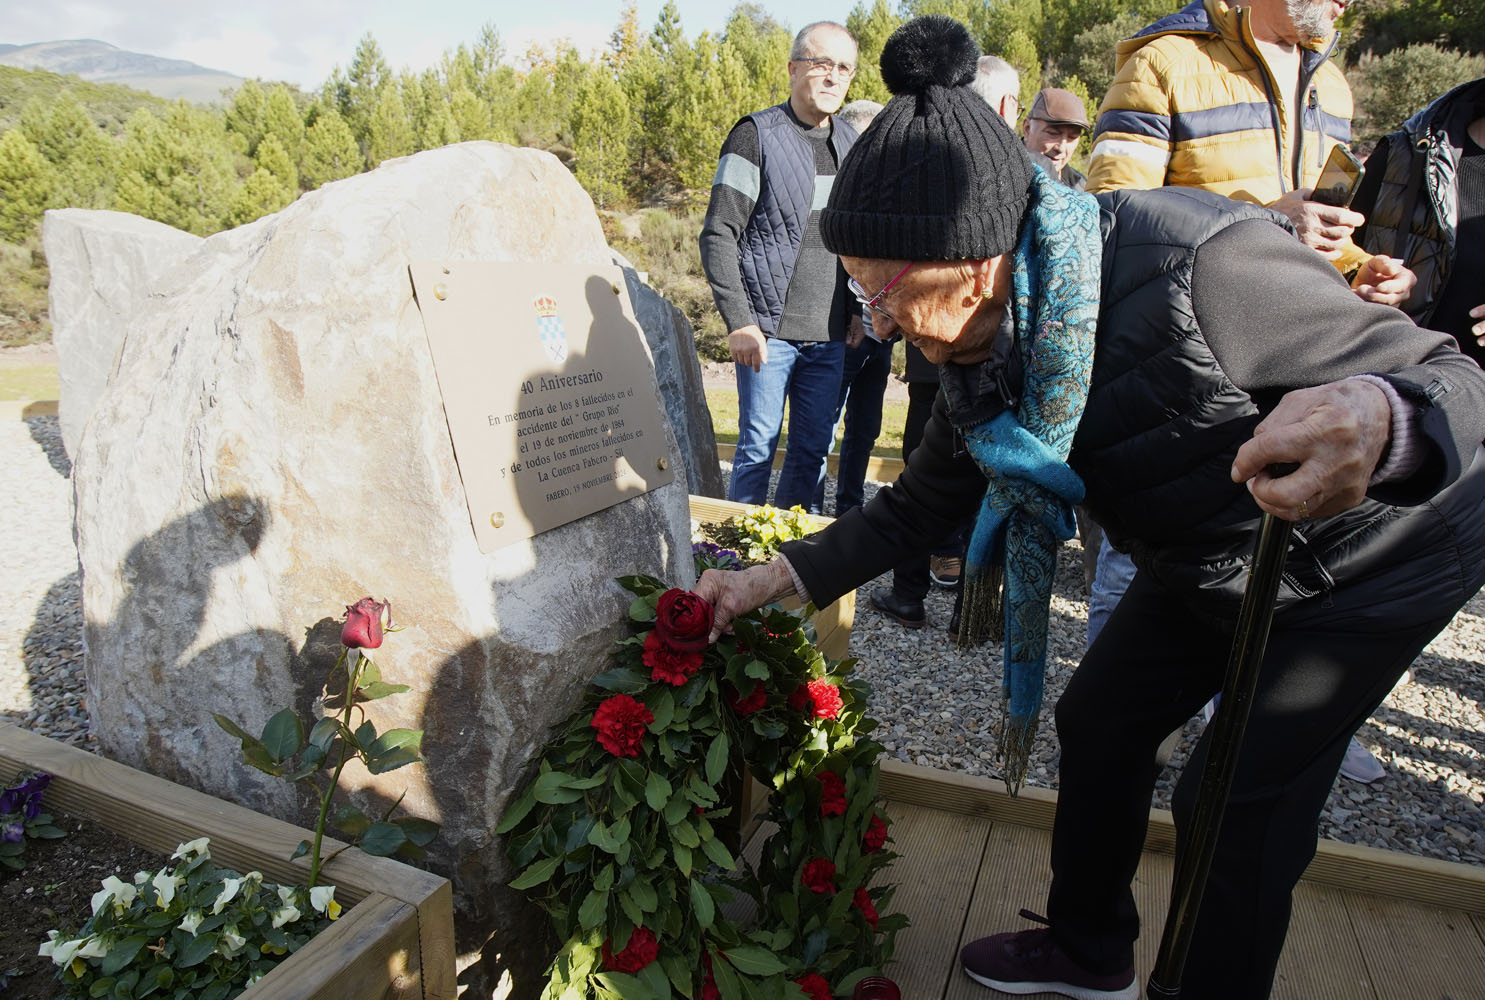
[687,495,856,662]
[0,724,455,1000]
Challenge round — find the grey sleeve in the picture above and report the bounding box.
[698,120,762,334]
[1193,218,1485,502]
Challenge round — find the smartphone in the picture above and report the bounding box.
[1309,144,1365,207]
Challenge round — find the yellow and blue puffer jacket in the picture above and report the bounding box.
[1087,0,1353,210]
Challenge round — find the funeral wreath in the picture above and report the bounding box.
[498,575,904,1000]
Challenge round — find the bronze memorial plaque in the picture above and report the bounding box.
[410,261,674,551]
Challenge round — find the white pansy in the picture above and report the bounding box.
[133,870,150,884]
[270,904,302,928]
[171,837,210,860]
[37,931,61,961]
[309,885,341,919]
[91,875,137,915]
[212,876,244,914]
[276,885,298,906]
[218,924,247,956]
[75,937,108,960]
[178,909,204,936]
[152,870,182,908]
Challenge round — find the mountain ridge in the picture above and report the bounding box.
[0,39,244,104]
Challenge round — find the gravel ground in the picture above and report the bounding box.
[4,416,1482,866]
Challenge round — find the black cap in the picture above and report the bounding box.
[821,15,1034,261]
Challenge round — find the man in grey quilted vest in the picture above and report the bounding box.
[699,21,861,512]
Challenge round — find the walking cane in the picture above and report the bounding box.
[1146,510,1295,999]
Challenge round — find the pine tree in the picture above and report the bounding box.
[365,84,414,167]
[262,85,306,173]
[671,34,750,203]
[113,103,236,235]
[225,135,297,227]
[17,93,113,209]
[846,0,902,104]
[721,5,792,111]
[0,129,53,242]
[225,78,268,155]
[606,4,643,72]
[569,70,633,209]
[339,34,391,155]
[300,105,361,189]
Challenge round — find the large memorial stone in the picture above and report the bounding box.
[42,209,203,458]
[67,142,711,997]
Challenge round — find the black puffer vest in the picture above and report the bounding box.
[1073,187,1485,618]
[1361,78,1485,325]
[737,104,857,338]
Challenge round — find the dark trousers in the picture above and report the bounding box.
[892,380,968,600]
[813,337,894,516]
[1046,570,1453,998]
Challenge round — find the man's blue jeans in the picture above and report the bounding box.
[730,338,845,512]
[812,336,894,515]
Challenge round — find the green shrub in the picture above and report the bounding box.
[1348,44,1485,147]
[611,208,729,362]
[0,236,50,347]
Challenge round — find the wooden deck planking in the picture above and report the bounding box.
[878,800,992,1000]
[944,822,1053,1000]
[1271,883,1376,999]
[1346,892,1485,999]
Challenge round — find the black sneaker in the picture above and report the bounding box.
[960,911,1137,999]
[869,586,925,628]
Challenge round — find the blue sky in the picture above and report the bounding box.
[6,1,860,89]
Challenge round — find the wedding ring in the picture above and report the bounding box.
[1297,498,1311,520]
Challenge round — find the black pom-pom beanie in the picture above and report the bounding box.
[821,15,1034,261]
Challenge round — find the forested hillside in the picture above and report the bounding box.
[2,0,1482,352]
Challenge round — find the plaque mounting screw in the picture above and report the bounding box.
[657,457,668,471]
[611,282,621,295]
[434,283,449,301]
[490,512,505,528]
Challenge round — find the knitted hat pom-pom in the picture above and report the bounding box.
[879,15,980,95]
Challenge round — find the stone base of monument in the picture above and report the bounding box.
[0,724,456,1000]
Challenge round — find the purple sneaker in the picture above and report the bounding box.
[960,911,1137,999]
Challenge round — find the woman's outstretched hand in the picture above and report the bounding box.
[694,560,797,643]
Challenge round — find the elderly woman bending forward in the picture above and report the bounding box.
[696,16,1485,1000]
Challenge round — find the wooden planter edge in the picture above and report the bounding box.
[0,723,455,1000]
[878,757,1485,915]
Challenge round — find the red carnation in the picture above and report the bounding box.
[341,597,389,649]
[817,771,847,817]
[729,681,767,715]
[654,588,714,652]
[790,678,843,719]
[601,926,659,973]
[795,973,832,1000]
[863,813,888,853]
[854,887,880,929]
[801,857,837,894]
[591,694,654,757]
[643,631,704,686]
[700,951,720,1000]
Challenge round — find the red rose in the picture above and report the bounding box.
[591,694,654,757]
[341,597,389,649]
[601,926,658,973]
[788,684,810,711]
[795,973,832,1000]
[817,771,846,817]
[863,813,888,854]
[854,887,880,929]
[654,588,714,652]
[643,632,703,686]
[729,681,767,715]
[801,857,837,894]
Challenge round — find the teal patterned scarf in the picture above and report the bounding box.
[957,168,1102,793]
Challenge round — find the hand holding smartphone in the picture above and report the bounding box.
[1309,144,1365,207]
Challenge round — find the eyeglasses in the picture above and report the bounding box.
[794,56,856,78]
[848,262,913,323]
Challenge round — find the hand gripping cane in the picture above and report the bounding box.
[1146,510,1295,998]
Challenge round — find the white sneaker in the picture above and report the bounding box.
[1338,737,1385,784]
